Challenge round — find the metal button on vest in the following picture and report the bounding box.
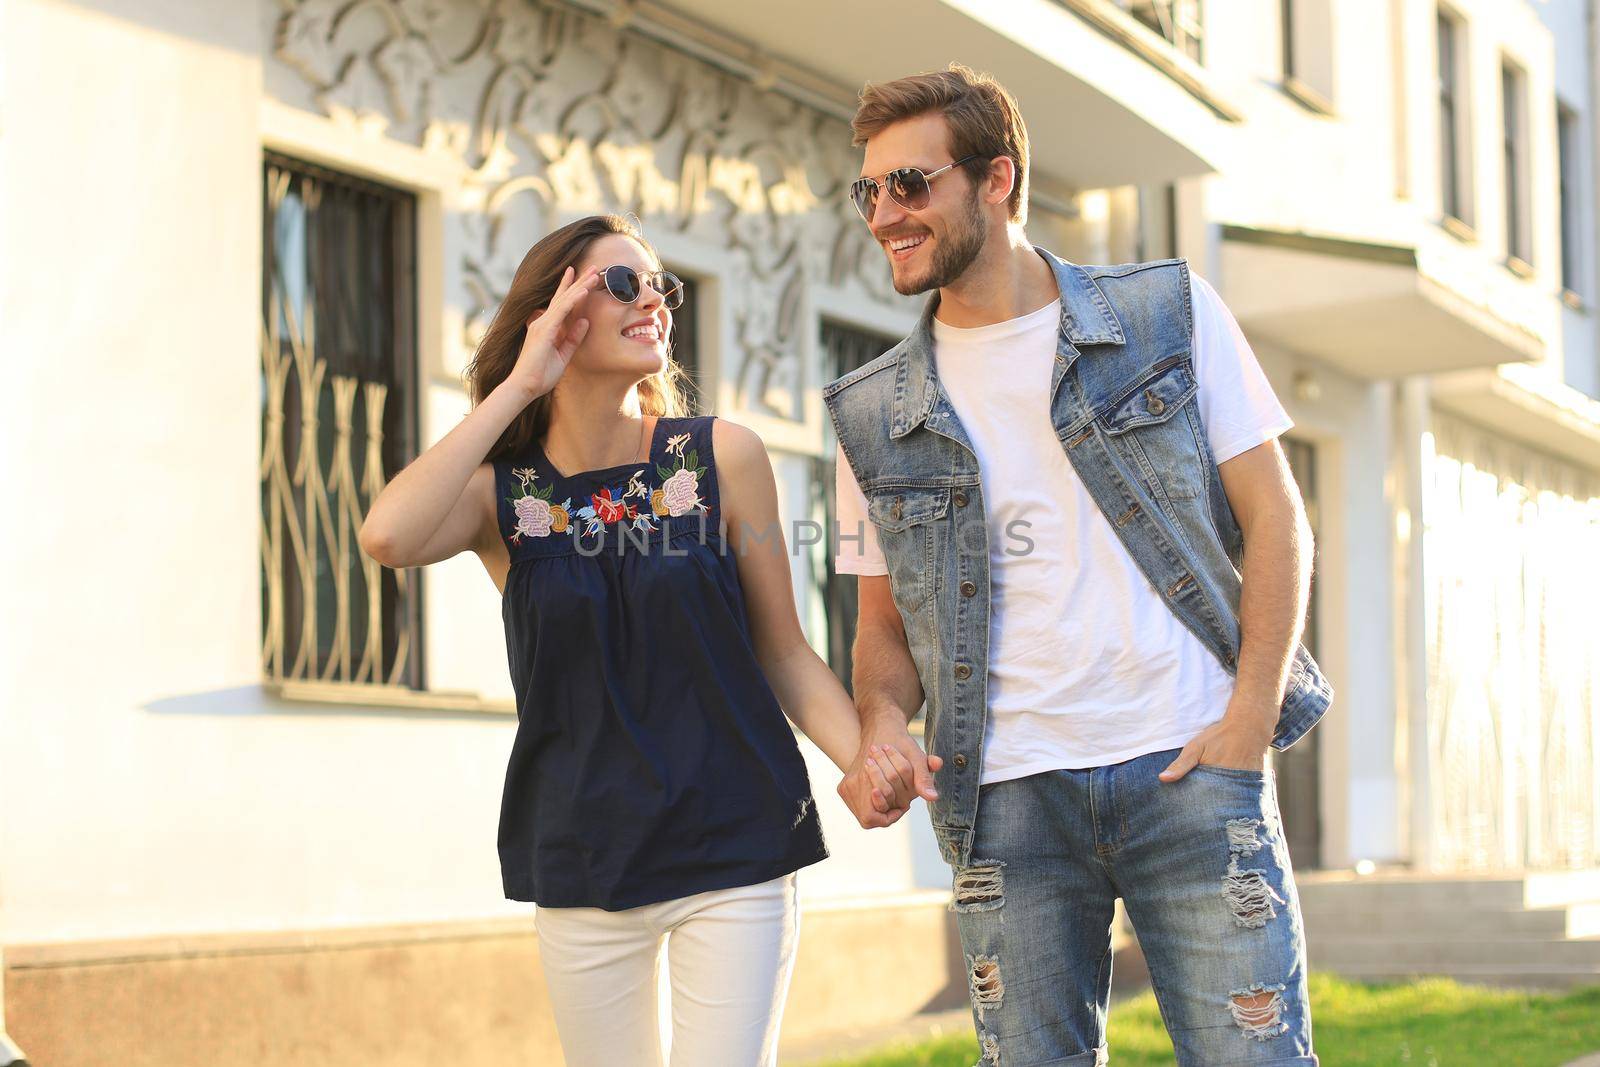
[960,580,977,597]
[1146,389,1166,416]
[953,490,969,508]
[953,753,968,768]
[953,663,971,680]
[890,500,902,520]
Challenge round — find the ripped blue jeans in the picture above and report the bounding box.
[951,748,1316,1066]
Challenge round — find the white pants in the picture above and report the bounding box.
[533,874,800,1067]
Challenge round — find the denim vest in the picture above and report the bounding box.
[822,248,1333,868]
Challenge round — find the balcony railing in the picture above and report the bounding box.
[1110,0,1204,62]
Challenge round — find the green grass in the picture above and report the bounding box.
[813,975,1600,1067]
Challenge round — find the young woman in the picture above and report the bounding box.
[359,214,917,1067]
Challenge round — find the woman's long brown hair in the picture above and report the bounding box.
[465,214,689,463]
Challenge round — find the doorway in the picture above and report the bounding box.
[1277,436,1323,869]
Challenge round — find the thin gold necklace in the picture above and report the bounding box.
[546,416,651,479]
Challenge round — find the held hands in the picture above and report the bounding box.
[1158,702,1274,782]
[508,265,599,402]
[837,708,943,829]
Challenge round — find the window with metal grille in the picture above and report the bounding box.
[809,321,898,691]
[260,152,422,692]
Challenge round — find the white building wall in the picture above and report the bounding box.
[1203,0,1414,242]
[0,0,954,948]
[1195,0,1585,871]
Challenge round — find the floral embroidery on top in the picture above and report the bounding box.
[654,432,708,519]
[504,426,710,544]
[574,473,656,536]
[506,467,574,544]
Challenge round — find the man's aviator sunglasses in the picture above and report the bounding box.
[598,264,684,310]
[849,155,981,222]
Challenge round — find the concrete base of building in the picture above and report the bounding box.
[4,891,967,1067]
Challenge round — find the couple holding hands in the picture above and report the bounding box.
[360,63,1331,1067]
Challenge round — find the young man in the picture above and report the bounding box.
[826,66,1331,1066]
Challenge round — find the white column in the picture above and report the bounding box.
[1392,377,1433,869]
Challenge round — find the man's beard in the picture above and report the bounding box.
[892,190,987,296]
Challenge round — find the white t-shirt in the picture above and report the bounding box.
[834,273,1292,783]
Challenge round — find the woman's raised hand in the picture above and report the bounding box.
[510,265,599,401]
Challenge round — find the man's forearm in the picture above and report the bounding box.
[1228,501,1313,733]
[852,616,925,730]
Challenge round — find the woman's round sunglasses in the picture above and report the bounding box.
[848,155,981,223]
[599,264,684,310]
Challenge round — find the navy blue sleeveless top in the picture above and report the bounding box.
[492,414,829,910]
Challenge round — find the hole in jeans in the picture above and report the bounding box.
[967,953,1004,1020]
[1229,983,1288,1040]
[952,860,1004,913]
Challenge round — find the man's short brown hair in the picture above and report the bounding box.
[851,64,1029,224]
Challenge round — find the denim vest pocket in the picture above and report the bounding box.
[1101,357,1198,434]
[866,486,949,612]
[1099,358,1204,504]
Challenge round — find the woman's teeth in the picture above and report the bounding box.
[622,324,661,342]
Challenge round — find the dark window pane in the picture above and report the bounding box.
[1438,13,1462,223]
[1138,183,1179,261]
[1503,64,1526,263]
[1279,437,1321,869]
[668,273,704,413]
[1281,0,1296,80]
[1559,104,1580,293]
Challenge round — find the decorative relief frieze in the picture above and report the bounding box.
[274,0,905,419]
